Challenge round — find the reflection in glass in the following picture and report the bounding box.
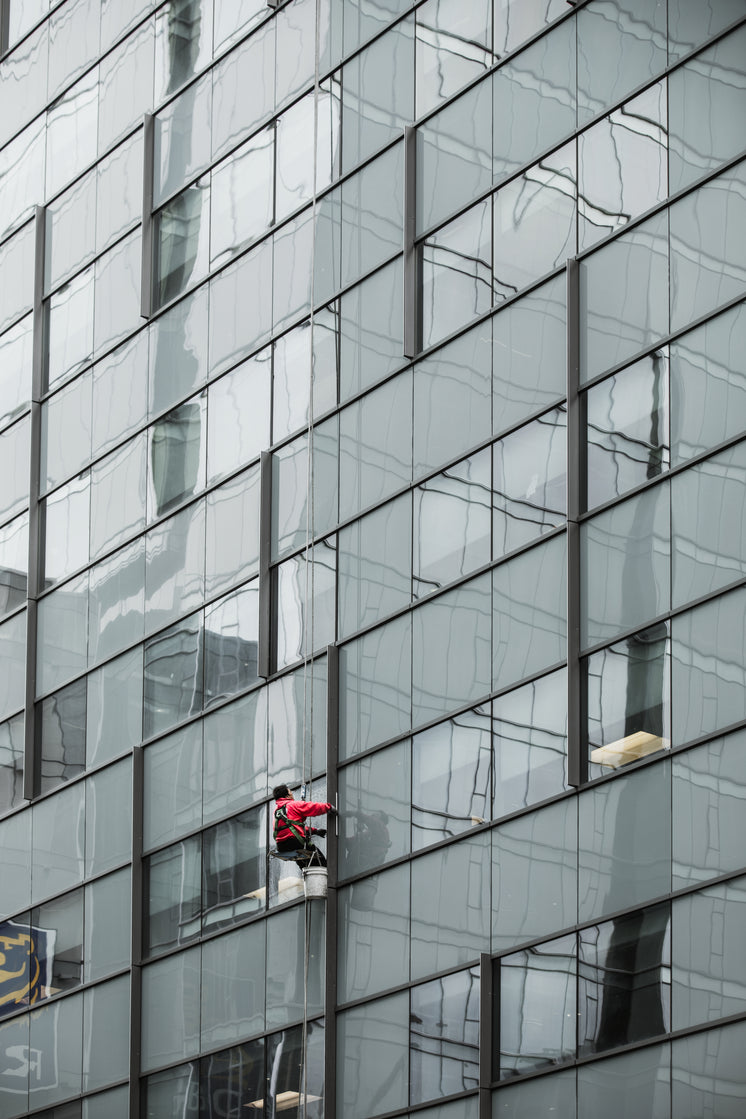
[88,538,146,668]
[338,494,411,639]
[28,989,83,1108]
[267,658,327,792]
[587,623,670,777]
[146,836,202,956]
[340,740,408,877]
[208,238,273,378]
[46,268,95,391]
[412,708,490,849]
[202,808,266,931]
[149,395,206,519]
[265,1020,324,1119]
[143,614,203,740]
[205,467,261,598]
[579,81,667,251]
[339,373,411,523]
[414,449,491,598]
[204,583,259,707]
[200,1039,264,1117]
[31,889,84,1000]
[493,669,568,818]
[272,320,313,442]
[276,90,316,218]
[421,199,492,350]
[43,475,90,586]
[145,1062,199,1119]
[578,902,671,1055]
[98,20,154,155]
[672,1018,746,1119]
[210,126,274,267]
[155,182,210,310]
[207,350,270,483]
[275,539,336,671]
[410,968,480,1105]
[587,351,670,509]
[154,72,212,205]
[577,0,666,125]
[36,572,87,695]
[0,513,27,617]
[338,258,402,402]
[0,313,33,430]
[0,712,23,812]
[143,721,202,853]
[339,863,410,1002]
[203,687,267,825]
[673,878,746,1030]
[145,499,205,633]
[31,780,85,905]
[578,1041,670,1119]
[342,19,413,173]
[493,144,575,303]
[338,992,409,1118]
[494,408,566,557]
[89,434,147,558]
[150,285,209,418]
[499,934,576,1079]
[416,0,492,118]
[40,679,86,793]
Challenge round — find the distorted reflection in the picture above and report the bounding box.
[412,708,491,848]
[587,622,670,777]
[201,807,266,931]
[410,967,480,1104]
[146,836,202,955]
[414,449,491,598]
[499,934,576,1078]
[421,199,492,350]
[275,539,336,671]
[0,713,23,812]
[579,902,671,1054]
[493,668,568,819]
[149,395,205,518]
[587,351,670,509]
[156,183,209,309]
[0,513,27,617]
[493,408,566,558]
[40,678,86,792]
[416,0,493,117]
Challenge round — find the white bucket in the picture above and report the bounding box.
[303,866,328,899]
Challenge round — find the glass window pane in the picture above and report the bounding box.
[342,19,413,173]
[0,808,30,917]
[0,416,30,524]
[421,199,492,351]
[493,534,567,693]
[338,257,404,402]
[586,352,670,509]
[577,1042,670,1119]
[82,975,129,1092]
[86,647,143,768]
[670,301,746,466]
[412,573,492,727]
[43,474,90,586]
[493,21,575,185]
[31,780,85,906]
[492,797,577,952]
[581,210,669,384]
[202,808,266,933]
[493,408,566,558]
[672,440,746,608]
[208,238,273,378]
[414,450,491,598]
[581,483,670,650]
[28,991,83,1108]
[340,613,411,759]
[33,888,84,997]
[340,740,409,878]
[0,220,34,335]
[93,232,142,358]
[0,314,33,431]
[492,1068,576,1118]
[40,678,86,793]
[339,372,412,523]
[97,133,143,255]
[38,571,88,695]
[205,467,261,599]
[586,623,670,779]
[85,758,132,876]
[89,434,147,558]
[143,721,203,851]
[276,542,335,671]
[414,318,492,478]
[275,92,315,221]
[671,1017,746,1118]
[201,926,266,1048]
[411,833,490,979]
[412,708,490,850]
[87,537,146,667]
[338,494,411,639]
[207,351,270,485]
[203,581,259,706]
[492,273,566,435]
[266,1020,324,1119]
[668,0,746,60]
[202,687,268,824]
[145,1063,199,1119]
[410,967,480,1105]
[673,728,746,889]
[669,26,746,194]
[41,372,92,493]
[141,946,201,1071]
[145,500,205,634]
[338,994,408,1118]
[155,72,212,205]
[673,877,746,1030]
[98,20,154,154]
[499,934,576,1079]
[83,1083,129,1119]
[146,837,202,957]
[493,669,568,819]
[579,81,667,250]
[91,333,148,460]
[267,659,327,792]
[155,183,210,310]
[266,904,325,1027]
[45,170,96,294]
[672,584,746,745]
[148,394,207,521]
[416,0,492,118]
[272,208,314,335]
[578,902,671,1055]
[272,320,313,443]
[211,127,273,268]
[577,0,666,125]
[84,867,131,983]
[578,759,671,923]
[0,711,24,812]
[340,141,403,291]
[0,1011,29,1114]
[417,78,492,235]
[492,144,575,304]
[339,862,409,1002]
[149,285,209,418]
[670,162,746,332]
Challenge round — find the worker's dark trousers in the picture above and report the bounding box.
[276,839,327,867]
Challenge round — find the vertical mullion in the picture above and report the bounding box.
[403,125,419,359]
[258,450,273,678]
[141,114,155,320]
[0,0,9,57]
[23,205,46,802]
[324,643,339,1119]
[129,744,144,1119]
[566,256,586,787]
[479,952,494,1119]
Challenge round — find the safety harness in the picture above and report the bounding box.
[273,804,309,848]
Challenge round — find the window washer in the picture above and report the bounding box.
[272,785,335,867]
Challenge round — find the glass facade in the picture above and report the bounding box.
[0,0,745,1116]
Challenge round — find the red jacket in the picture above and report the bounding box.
[274,797,331,843]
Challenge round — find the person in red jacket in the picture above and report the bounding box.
[272,785,335,866]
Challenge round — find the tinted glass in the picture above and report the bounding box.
[412,707,490,850]
[499,934,576,1079]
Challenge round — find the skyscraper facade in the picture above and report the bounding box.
[1,0,745,1116]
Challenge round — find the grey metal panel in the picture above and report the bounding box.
[129,744,144,1119]
[324,643,339,1119]
[403,125,419,359]
[258,450,272,678]
[141,114,155,320]
[566,258,585,787]
[480,952,494,1118]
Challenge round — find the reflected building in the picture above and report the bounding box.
[0,0,745,1117]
